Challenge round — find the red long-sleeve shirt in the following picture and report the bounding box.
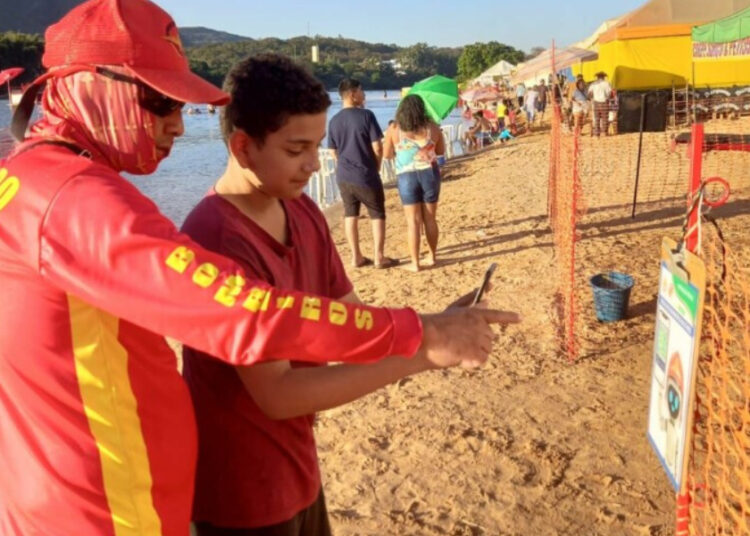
[0,143,422,535]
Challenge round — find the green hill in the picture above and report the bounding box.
[187,37,462,90]
[0,4,524,92]
[0,0,82,35]
[180,26,250,48]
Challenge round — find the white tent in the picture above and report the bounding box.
[473,60,515,85]
[511,46,597,86]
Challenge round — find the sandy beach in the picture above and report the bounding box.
[316,122,750,536]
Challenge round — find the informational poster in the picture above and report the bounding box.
[647,238,706,493]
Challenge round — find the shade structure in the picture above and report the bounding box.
[578,0,750,89]
[571,17,624,50]
[473,60,515,85]
[599,0,750,43]
[691,6,750,86]
[693,6,750,43]
[512,47,597,85]
[693,6,750,48]
[590,37,691,89]
[406,75,459,123]
[460,86,501,103]
[0,67,24,87]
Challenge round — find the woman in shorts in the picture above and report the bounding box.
[383,95,445,272]
[570,78,590,132]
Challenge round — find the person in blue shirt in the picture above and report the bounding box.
[328,79,399,269]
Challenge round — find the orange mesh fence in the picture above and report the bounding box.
[680,122,750,535]
[548,98,582,361]
[683,221,750,536]
[549,111,750,361]
[549,84,750,531]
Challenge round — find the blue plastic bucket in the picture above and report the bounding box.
[589,272,635,322]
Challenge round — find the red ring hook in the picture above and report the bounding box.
[702,177,730,208]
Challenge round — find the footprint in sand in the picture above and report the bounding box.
[367,435,391,450]
[509,440,573,489]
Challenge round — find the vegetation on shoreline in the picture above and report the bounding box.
[1,28,529,92]
[187,36,466,90]
[0,32,44,86]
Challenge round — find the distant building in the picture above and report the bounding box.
[382,59,406,75]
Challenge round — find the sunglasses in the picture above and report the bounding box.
[96,67,185,117]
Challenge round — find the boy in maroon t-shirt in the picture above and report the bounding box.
[181,55,520,535]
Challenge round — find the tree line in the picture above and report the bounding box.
[0,32,44,86]
[1,30,534,94]
[187,36,467,90]
[188,37,529,89]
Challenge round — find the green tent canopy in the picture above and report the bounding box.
[692,6,750,43]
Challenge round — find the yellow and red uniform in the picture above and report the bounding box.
[0,142,422,535]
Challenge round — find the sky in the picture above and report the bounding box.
[157,0,646,53]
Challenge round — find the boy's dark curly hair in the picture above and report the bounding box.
[221,53,331,144]
[395,94,430,133]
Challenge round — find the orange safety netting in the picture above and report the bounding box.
[547,99,582,361]
[548,43,750,536]
[548,45,750,533]
[682,225,750,534]
[680,137,750,536]
[548,113,750,362]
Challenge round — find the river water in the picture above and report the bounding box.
[1,90,465,224]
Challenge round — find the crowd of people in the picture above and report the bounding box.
[328,79,448,273]
[0,1,521,535]
[517,71,617,136]
[461,70,618,144]
[460,104,517,150]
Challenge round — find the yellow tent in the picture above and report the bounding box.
[692,7,750,87]
[574,0,750,89]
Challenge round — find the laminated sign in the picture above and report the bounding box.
[647,237,706,493]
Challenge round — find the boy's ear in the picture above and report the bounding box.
[228,130,254,169]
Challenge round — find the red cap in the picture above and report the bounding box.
[42,0,229,105]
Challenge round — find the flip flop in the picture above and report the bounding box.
[354,257,373,268]
[374,257,400,269]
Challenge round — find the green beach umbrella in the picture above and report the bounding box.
[407,75,459,123]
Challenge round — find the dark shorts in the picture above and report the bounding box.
[194,489,331,536]
[338,180,385,219]
[397,168,440,205]
[517,96,524,107]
